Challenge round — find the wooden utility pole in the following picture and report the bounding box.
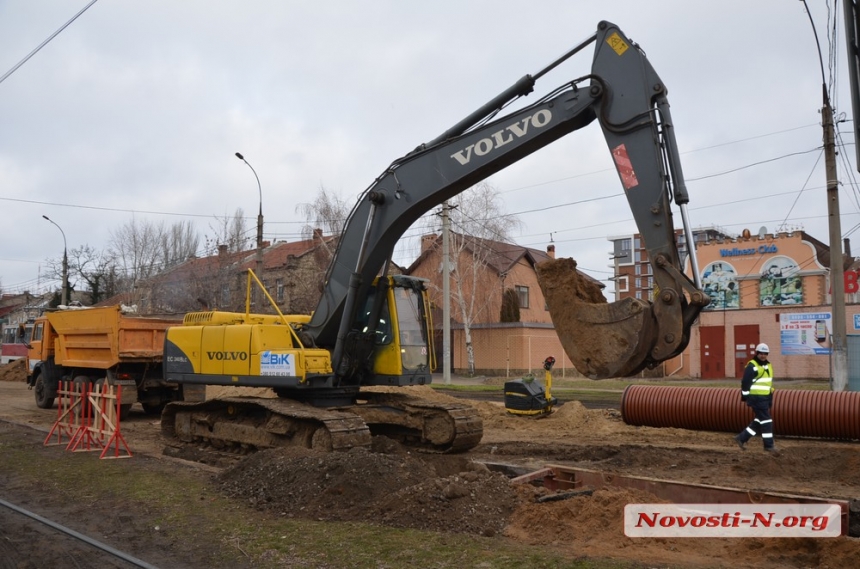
[823,93,848,391]
[442,201,452,385]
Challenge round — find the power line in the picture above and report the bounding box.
[0,0,99,86]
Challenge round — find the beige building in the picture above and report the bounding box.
[406,233,603,376]
[661,229,858,380]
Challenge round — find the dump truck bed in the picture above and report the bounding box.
[46,306,183,369]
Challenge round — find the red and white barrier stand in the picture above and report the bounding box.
[68,382,100,453]
[45,381,132,459]
[92,384,132,459]
[44,380,87,447]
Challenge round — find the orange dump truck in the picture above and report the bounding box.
[26,305,187,417]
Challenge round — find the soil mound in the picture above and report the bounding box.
[0,358,27,382]
[216,442,520,537]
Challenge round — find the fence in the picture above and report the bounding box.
[44,381,132,459]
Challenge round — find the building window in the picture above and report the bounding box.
[617,276,628,292]
[614,238,632,264]
[515,285,530,309]
[276,279,285,303]
[634,250,641,263]
[635,264,641,276]
[635,278,641,289]
[634,237,641,249]
[635,290,642,299]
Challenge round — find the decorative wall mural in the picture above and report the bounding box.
[760,256,801,306]
[701,261,739,309]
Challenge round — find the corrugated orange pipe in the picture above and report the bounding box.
[621,385,860,441]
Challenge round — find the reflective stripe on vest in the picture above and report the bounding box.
[748,360,773,396]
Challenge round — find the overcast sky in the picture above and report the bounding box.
[1,1,857,299]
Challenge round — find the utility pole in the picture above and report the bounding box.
[823,93,848,391]
[442,201,452,385]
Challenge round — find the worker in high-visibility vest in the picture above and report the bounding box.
[735,343,778,453]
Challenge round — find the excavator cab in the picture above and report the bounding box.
[352,275,435,385]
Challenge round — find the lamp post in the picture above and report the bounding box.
[235,152,264,296]
[42,215,68,306]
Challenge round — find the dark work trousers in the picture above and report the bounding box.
[737,396,774,449]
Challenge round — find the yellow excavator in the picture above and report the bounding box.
[160,21,709,454]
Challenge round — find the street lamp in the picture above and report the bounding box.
[235,152,264,294]
[42,215,69,306]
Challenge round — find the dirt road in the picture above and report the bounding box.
[1,374,859,568]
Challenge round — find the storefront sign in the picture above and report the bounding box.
[719,244,778,257]
[779,313,831,355]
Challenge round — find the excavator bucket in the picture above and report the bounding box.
[536,258,658,379]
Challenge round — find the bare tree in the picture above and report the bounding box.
[109,218,203,301]
[204,208,250,255]
[295,186,349,257]
[67,245,117,304]
[160,219,200,269]
[441,182,522,375]
[109,218,162,294]
[287,187,351,312]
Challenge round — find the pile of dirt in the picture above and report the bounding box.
[0,359,27,382]
[216,441,520,537]
[477,398,616,434]
[508,485,860,569]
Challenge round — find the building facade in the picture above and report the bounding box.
[608,227,729,301]
[613,228,858,380]
[406,233,603,375]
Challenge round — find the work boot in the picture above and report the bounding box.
[734,434,746,450]
[764,446,780,455]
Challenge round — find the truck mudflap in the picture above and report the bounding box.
[161,398,372,452]
[350,392,484,453]
[160,393,483,455]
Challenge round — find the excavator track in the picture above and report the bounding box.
[161,393,483,455]
[351,392,484,453]
[161,398,372,453]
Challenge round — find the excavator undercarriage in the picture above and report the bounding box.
[161,391,483,455]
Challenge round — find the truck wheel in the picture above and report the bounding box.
[34,375,54,409]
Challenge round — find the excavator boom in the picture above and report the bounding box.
[305,20,708,379]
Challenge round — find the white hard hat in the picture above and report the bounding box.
[755,343,770,354]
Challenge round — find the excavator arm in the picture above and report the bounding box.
[304,20,709,380]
